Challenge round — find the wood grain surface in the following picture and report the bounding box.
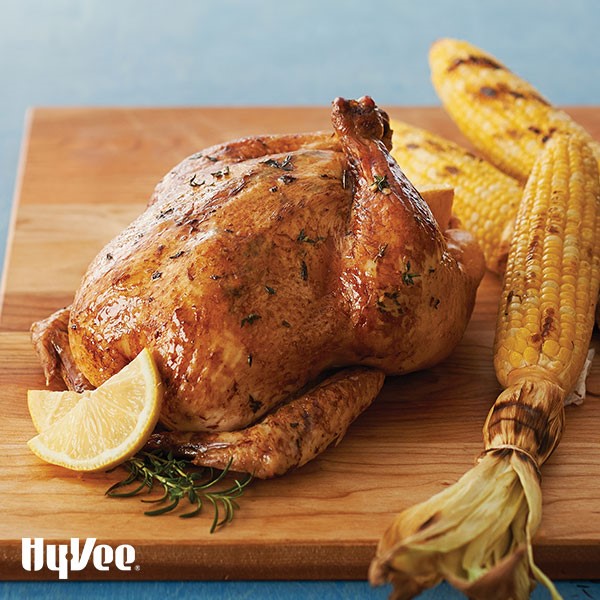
[1,106,599,581]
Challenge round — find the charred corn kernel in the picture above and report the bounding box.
[389,118,522,273]
[524,321,538,334]
[430,38,600,182]
[495,134,600,393]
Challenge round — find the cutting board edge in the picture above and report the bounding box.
[0,108,34,319]
[3,538,376,581]
[3,537,599,581]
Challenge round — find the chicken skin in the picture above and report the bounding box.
[32,97,484,477]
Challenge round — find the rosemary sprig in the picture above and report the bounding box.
[106,451,253,533]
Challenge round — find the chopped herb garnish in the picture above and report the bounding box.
[269,186,278,193]
[297,229,323,244]
[278,174,296,185]
[342,169,349,190]
[151,271,163,280]
[402,262,420,285]
[169,250,184,259]
[249,395,262,413]
[370,174,391,194]
[247,354,253,367]
[376,290,405,316]
[300,260,308,281]
[206,155,219,162]
[210,274,222,280]
[189,174,205,187]
[263,155,293,171]
[265,285,276,295]
[282,320,291,328]
[241,313,261,327]
[106,253,114,260]
[158,207,175,219]
[211,166,230,178]
[279,155,293,170]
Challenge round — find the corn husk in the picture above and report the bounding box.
[369,379,565,600]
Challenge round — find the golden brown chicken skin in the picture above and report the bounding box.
[32,97,484,477]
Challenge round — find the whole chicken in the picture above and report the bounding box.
[32,97,484,478]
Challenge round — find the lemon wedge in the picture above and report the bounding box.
[27,348,163,472]
[28,390,84,433]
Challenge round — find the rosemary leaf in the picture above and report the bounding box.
[141,488,169,504]
[106,479,149,498]
[144,497,180,516]
[180,498,203,519]
[207,496,220,534]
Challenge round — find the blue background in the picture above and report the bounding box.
[1,0,599,598]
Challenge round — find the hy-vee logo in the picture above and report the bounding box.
[22,537,137,579]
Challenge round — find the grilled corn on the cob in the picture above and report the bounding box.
[369,134,600,600]
[390,119,522,272]
[430,38,600,182]
[494,135,600,392]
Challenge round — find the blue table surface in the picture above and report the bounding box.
[1,1,599,598]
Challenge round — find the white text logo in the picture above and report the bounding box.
[22,538,136,579]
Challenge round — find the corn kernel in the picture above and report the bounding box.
[523,346,539,365]
[509,351,524,369]
[542,339,560,358]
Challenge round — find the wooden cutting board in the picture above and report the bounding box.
[1,106,599,581]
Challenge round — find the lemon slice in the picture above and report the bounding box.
[27,348,163,472]
[28,390,85,433]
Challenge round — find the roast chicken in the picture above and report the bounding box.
[32,97,484,478]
